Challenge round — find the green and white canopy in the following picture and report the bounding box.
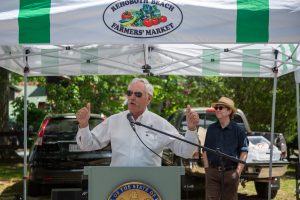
[0,0,300,77]
[1,2,300,200]
[0,44,299,77]
[1,0,300,44]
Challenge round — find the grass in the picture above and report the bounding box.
[0,163,49,200]
[0,162,298,200]
[238,177,296,200]
[0,163,23,180]
[238,164,297,200]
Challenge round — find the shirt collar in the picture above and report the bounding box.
[138,108,149,121]
[216,120,233,130]
[130,108,149,122]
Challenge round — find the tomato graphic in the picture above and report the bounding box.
[143,18,153,27]
[151,18,159,25]
[121,11,132,20]
[160,16,167,23]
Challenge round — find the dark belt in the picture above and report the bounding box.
[209,165,236,172]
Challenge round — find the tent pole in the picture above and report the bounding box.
[268,73,277,200]
[23,69,28,200]
[23,50,30,200]
[144,44,149,66]
[268,49,279,200]
[296,76,300,163]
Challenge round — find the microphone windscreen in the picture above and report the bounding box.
[127,113,134,123]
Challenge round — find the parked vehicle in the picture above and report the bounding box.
[167,107,289,199]
[28,113,111,196]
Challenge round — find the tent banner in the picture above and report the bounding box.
[0,0,300,44]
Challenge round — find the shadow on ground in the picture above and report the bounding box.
[0,181,50,200]
[1,176,292,200]
[2,182,266,200]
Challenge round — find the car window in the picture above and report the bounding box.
[180,112,217,131]
[44,118,102,138]
[179,111,245,131]
[199,113,217,129]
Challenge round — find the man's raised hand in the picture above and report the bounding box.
[76,103,91,128]
[186,105,199,131]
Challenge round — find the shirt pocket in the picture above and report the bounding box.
[141,130,159,150]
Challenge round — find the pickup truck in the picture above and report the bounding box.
[167,107,289,199]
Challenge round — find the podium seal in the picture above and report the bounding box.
[108,181,162,200]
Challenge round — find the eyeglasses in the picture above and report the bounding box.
[214,106,227,111]
[127,90,143,98]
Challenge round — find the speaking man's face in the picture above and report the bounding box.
[127,81,151,118]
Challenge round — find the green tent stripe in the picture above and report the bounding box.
[236,0,269,43]
[288,44,297,70]
[242,49,260,77]
[202,50,220,76]
[19,0,51,44]
[279,46,288,74]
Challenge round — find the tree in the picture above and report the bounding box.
[35,74,299,149]
[11,97,46,133]
[0,68,9,131]
[43,75,229,118]
[43,75,134,115]
[223,75,298,148]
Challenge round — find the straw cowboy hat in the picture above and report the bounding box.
[212,97,237,113]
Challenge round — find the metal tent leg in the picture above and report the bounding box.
[296,163,300,200]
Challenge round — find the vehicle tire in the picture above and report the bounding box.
[28,181,41,197]
[254,181,278,199]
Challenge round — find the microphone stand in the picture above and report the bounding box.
[133,121,246,200]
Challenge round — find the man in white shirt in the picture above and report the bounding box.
[76,78,199,166]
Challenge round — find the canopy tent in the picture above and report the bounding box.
[1,0,300,44]
[1,1,300,200]
[0,44,300,77]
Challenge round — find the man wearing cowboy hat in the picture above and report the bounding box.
[202,97,248,200]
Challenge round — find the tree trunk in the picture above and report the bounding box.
[0,68,9,131]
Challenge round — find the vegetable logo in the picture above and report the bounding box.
[103,0,183,38]
[118,4,168,28]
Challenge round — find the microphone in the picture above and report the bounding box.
[127,113,136,132]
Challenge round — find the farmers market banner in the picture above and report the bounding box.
[0,0,299,44]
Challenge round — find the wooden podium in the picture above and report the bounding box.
[83,166,185,200]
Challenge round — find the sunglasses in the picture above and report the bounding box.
[127,90,143,98]
[214,106,227,111]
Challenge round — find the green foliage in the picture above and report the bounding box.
[148,76,187,117]
[12,74,297,149]
[276,73,298,147]
[223,77,274,131]
[222,75,298,148]
[44,76,134,116]
[11,97,46,132]
[10,73,46,85]
[148,76,230,118]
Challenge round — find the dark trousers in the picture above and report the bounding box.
[205,168,239,200]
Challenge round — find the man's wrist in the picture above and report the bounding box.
[188,127,197,131]
[79,123,89,129]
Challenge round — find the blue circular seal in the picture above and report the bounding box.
[108,181,162,200]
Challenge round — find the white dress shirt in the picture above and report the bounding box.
[76,109,199,166]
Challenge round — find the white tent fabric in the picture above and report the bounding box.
[0,1,300,200]
[1,44,300,77]
[1,0,300,44]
